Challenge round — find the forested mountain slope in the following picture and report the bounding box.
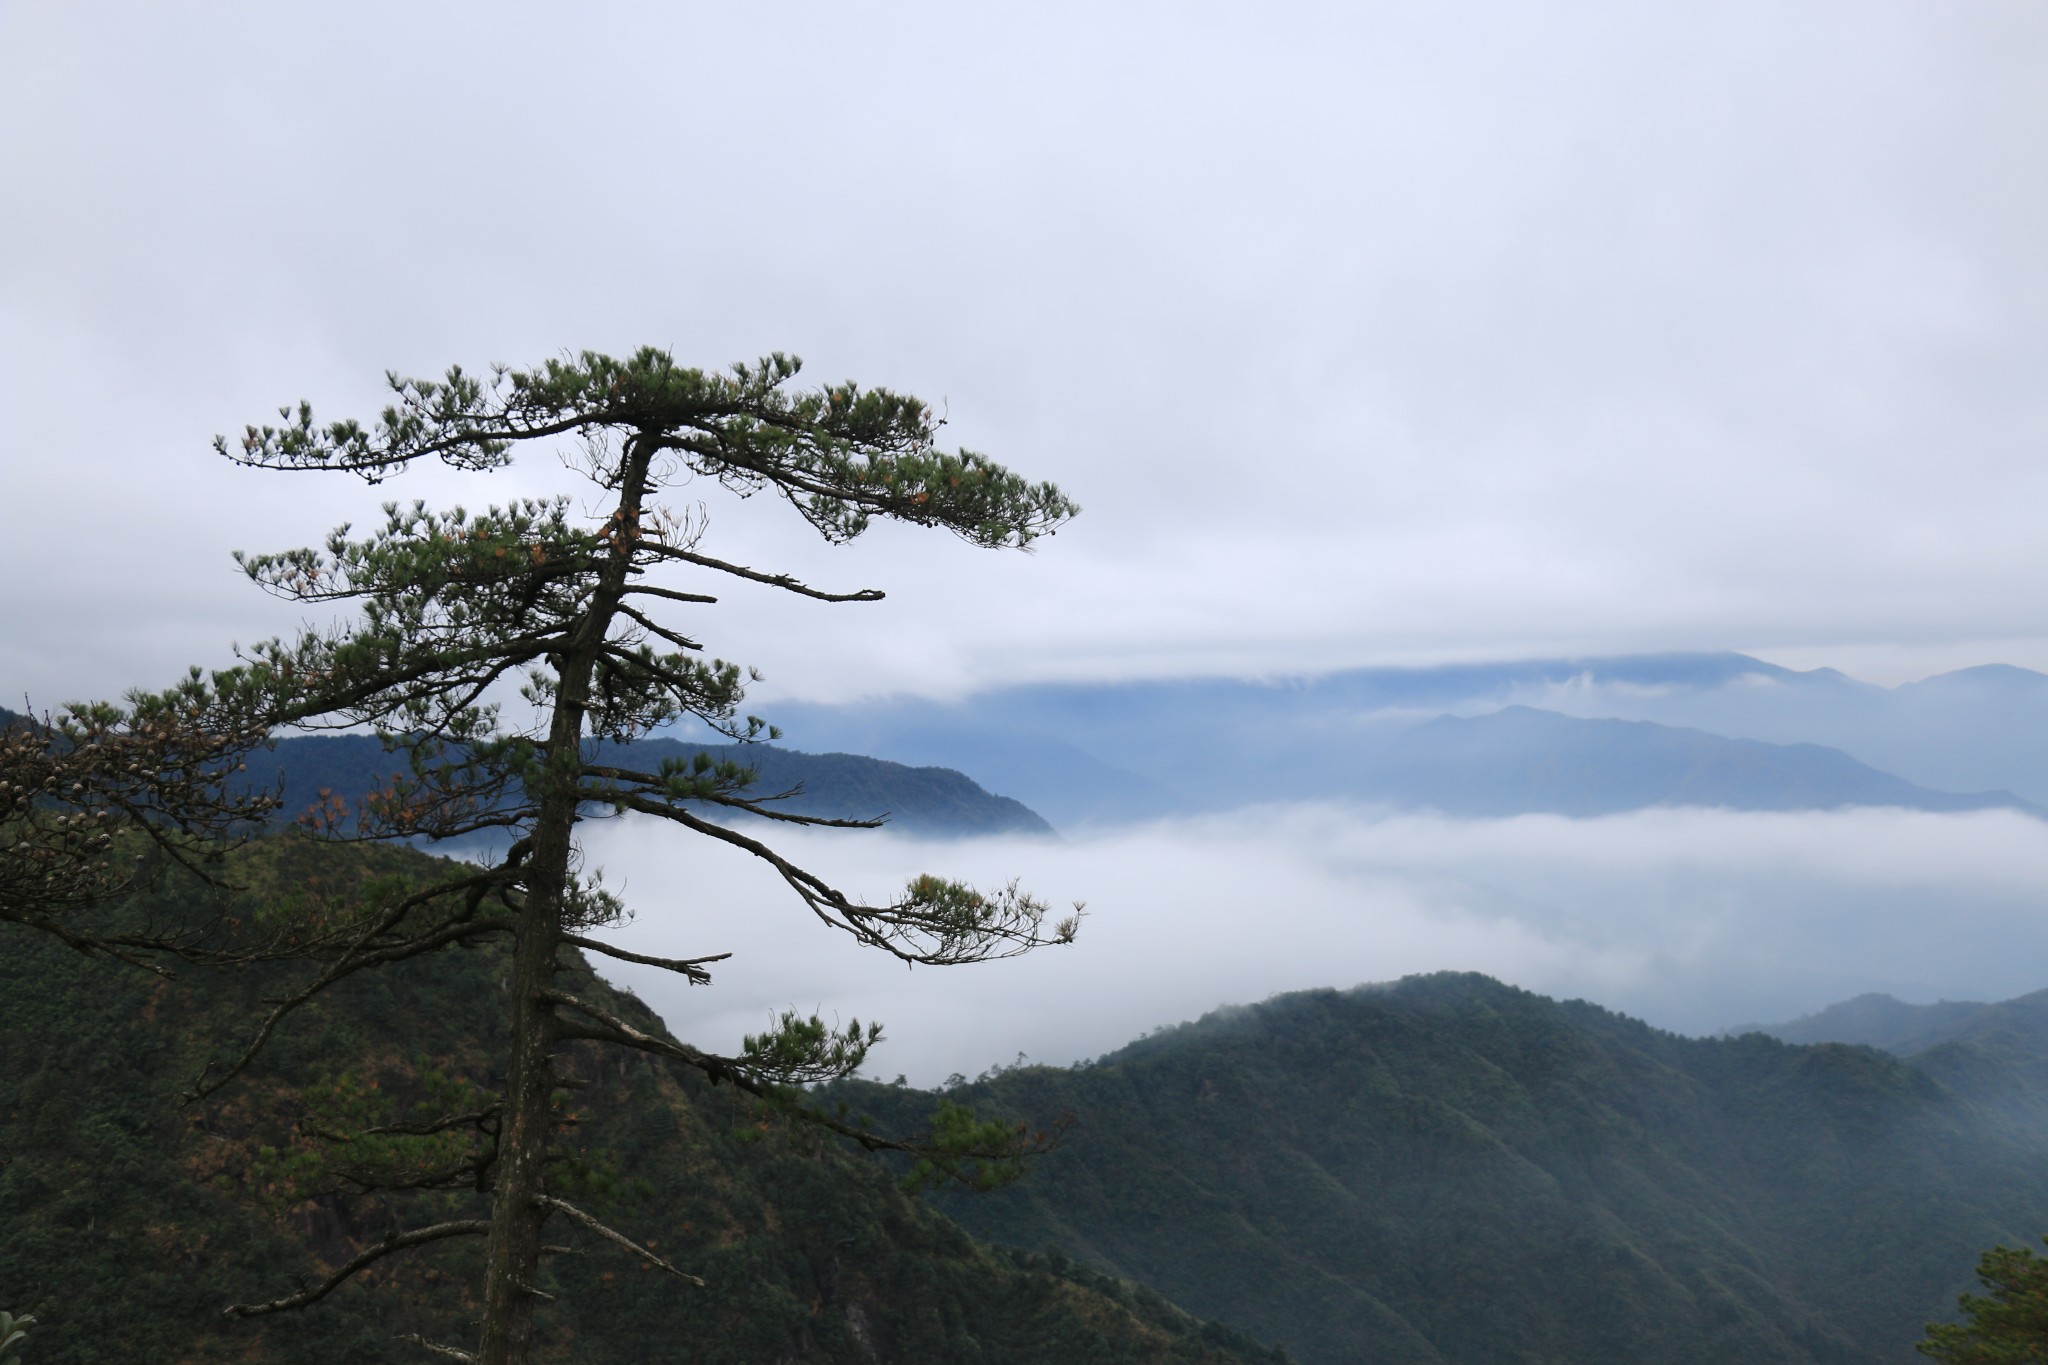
[0,711,1053,838]
[1756,988,2048,1131]
[258,732,1054,837]
[0,838,1272,1364]
[837,974,2048,1365]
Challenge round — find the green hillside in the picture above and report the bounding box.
[837,974,2048,1365]
[0,837,1273,1364]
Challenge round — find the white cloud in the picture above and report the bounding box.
[575,804,2048,1086]
[6,2,2048,705]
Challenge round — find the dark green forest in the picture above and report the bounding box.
[0,838,1273,1364]
[10,835,2048,1362]
[837,975,2048,1365]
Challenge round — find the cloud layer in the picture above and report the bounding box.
[578,804,2048,1086]
[6,2,2047,708]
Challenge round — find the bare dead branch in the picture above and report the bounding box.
[361,1103,503,1139]
[535,1195,704,1286]
[396,1334,476,1362]
[560,934,728,984]
[543,990,715,1070]
[223,1220,490,1318]
[602,782,883,829]
[634,542,883,602]
[292,1153,491,1197]
[7,912,177,976]
[620,582,717,606]
[612,602,704,652]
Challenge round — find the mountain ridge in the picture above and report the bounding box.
[833,971,2048,1365]
[752,652,2048,824]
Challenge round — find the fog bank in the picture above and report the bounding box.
[574,805,2048,1086]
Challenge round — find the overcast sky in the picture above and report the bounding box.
[5,1,2046,709]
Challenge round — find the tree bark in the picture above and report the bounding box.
[475,436,653,1365]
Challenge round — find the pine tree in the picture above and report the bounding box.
[156,348,1079,1363]
[1920,1237,2048,1363]
[0,696,275,967]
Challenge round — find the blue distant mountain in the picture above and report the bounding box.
[255,733,1053,838]
[1754,984,2048,1052]
[1345,706,2037,818]
[754,652,2048,826]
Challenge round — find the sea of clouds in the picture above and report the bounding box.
[576,805,2048,1088]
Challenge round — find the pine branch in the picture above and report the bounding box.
[601,796,1072,964]
[543,988,1060,1175]
[187,877,514,1099]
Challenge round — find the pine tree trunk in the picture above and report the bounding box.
[473,806,569,1358]
[476,437,653,1364]
[474,720,576,1363]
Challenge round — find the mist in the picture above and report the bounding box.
[573,804,2048,1087]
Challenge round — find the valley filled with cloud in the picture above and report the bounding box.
[583,802,2048,1087]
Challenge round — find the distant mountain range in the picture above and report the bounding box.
[840,973,2048,1365]
[750,653,2048,826]
[255,733,1053,839]
[1751,993,2030,1054]
[1333,706,2034,818]
[20,651,2048,831]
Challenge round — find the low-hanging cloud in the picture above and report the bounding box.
[574,804,2048,1087]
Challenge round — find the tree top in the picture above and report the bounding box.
[218,348,1079,550]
